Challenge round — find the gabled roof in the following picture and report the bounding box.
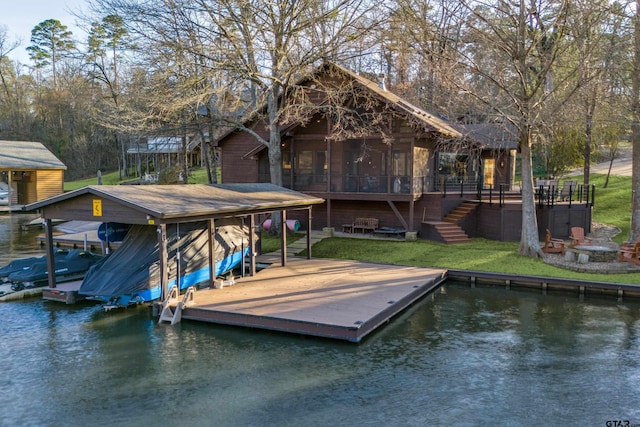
[25,183,324,223]
[216,62,462,144]
[0,141,67,170]
[324,63,461,138]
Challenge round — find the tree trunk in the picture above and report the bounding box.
[267,84,283,235]
[518,133,543,257]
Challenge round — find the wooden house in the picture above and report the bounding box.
[0,141,66,206]
[215,63,590,242]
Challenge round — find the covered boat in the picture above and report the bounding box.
[79,219,251,307]
[6,249,103,291]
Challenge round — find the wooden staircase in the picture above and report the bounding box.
[443,201,479,225]
[423,201,478,244]
[427,221,470,244]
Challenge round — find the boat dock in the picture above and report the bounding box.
[41,280,85,304]
[173,257,447,343]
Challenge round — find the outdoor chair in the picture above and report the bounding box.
[541,229,565,255]
[619,237,640,265]
[569,226,592,248]
[558,180,577,201]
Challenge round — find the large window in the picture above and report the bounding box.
[438,153,469,177]
[392,150,408,176]
[295,150,326,187]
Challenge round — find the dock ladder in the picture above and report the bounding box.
[158,285,196,325]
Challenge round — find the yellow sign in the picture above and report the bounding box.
[92,199,102,217]
[148,219,155,225]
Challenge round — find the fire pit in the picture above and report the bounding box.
[571,245,618,263]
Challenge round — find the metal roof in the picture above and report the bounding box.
[25,183,324,223]
[0,141,67,170]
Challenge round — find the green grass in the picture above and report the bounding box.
[64,170,123,191]
[589,174,632,244]
[64,168,212,191]
[309,237,640,284]
[260,232,305,253]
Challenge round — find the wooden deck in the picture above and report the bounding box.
[178,257,447,342]
[42,280,85,304]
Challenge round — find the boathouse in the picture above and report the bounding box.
[25,183,324,298]
[0,141,66,206]
[215,62,591,242]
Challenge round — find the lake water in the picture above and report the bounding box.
[1,213,640,426]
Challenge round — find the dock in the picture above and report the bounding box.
[176,257,447,343]
[41,280,85,304]
[0,204,26,213]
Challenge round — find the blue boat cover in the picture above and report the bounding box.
[79,220,249,298]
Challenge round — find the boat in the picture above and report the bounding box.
[79,219,252,308]
[6,249,103,291]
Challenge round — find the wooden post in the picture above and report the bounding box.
[281,210,287,266]
[208,219,215,287]
[248,215,256,276]
[157,224,168,301]
[7,170,12,207]
[306,207,312,259]
[44,218,56,289]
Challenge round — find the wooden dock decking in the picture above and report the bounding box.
[42,280,85,304]
[178,257,447,342]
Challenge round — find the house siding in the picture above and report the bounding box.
[220,127,268,183]
[36,170,64,201]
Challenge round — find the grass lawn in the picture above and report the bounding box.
[64,168,212,191]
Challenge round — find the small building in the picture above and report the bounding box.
[127,135,203,179]
[0,141,66,206]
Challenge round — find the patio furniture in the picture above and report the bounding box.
[558,180,577,201]
[619,237,640,265]
[352,217,379,233]
[541,229,565,255]
[569,227,592,248]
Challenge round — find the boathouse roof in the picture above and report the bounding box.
[25,183,324,224]
[0,141,67,170]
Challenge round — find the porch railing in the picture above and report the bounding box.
[477,183,596,208]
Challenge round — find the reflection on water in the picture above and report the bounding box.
[1,214,640,426]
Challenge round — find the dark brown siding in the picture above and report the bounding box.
[220,126,268,183]
[42,193,150,224]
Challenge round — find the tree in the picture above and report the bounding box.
[87,14,131,179]
[445,0,574,257]
[88,0,377,231]
[631,0,640,241]
[27,19,76,90]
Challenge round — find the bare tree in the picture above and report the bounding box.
[631,0,640,241]
[444,0,574,257]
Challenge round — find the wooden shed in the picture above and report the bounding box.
[0,141,66,206]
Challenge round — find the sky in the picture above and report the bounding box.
[1,0,88,64]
